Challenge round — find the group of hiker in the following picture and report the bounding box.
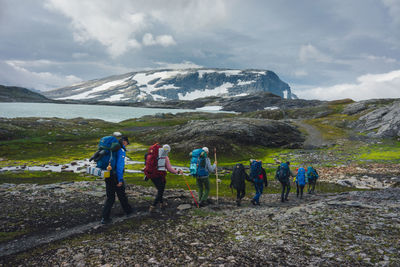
[89,134,318,224]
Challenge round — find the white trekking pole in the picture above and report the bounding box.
[214,147,219,204]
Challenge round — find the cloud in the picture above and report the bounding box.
[294,69,400,101]
[299,44,332,63]
[154,61,203,69]
[0,60,82,91]
[142,33,176,47]
[382,0,400,25]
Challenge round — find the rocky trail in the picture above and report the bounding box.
[1,180,399,266]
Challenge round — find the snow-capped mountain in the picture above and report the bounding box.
[44,68,293,102]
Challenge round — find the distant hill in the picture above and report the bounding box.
[43,68,294,102]
[0,85,50,102]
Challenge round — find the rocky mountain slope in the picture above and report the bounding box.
[0,85,51,102]
[43,68,293,102]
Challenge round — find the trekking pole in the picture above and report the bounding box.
[182,175,199,208]
[214,147,219,204]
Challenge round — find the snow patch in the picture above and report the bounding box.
[196,105,223,111]
[178,82,234,100]
[237,80,255,86]
[102,94,125,102]
[283,90,288,99]
[264,106,280,110]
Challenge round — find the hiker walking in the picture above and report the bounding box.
[250,160,267,206]
[230,163,251,206]
[190,147,217,207]
[101,136,133,224]
[294,167,306,199]
[307,166,319,194]
[144,144,183,212]
[276,161,294,202]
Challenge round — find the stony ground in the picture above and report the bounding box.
[0,181,399,266]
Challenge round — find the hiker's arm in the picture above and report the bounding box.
[262,168,268,186]
[165,156,179,174]
[206,158,216,173]
[116,150,125,184]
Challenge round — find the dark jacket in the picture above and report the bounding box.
[230,163,250,190]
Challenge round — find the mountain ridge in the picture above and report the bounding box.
[43,68,294,102]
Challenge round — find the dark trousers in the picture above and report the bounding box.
[296,184,305,198]
[102,178,132,220]
[308,179,316,193]
[151,176,166,206]
[280,180,290,201]
[236,188,245,200]
[253,181,264,204]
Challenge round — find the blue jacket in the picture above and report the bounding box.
[295,167,306,186]
[114,146,126,183]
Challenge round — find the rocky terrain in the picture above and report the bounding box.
[144,118,304,154]
[0,181,399,266]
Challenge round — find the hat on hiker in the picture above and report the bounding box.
[202,147,209,154]
[120,136,130,145]
[163,144,171,153]
[113,131,122,137]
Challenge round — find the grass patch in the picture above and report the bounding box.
[0,171,95,185]
[357,140,400,162]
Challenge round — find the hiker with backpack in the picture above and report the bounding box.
[98,136,134,224]
[275,161,294,202]
[307,166,319,194]
[249,160,267,206]
[144,144,183,212]
[230,163,251,206]
[294,167,306,199]
[189,147,217,207]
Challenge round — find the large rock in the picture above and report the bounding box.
[351,101,400,138]
[148,118,304,153]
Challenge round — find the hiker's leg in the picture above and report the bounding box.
[201,177,210,202]
[296,183,300,197]
[196,178,204,202]
[285,182,290,200]
[280,182,285,202]
[116,183,132,214]
[240,187,246,200]
[256,182,264,204]
[102,179,116,220]
[236,189,241,201]
[300,185,304,198]
[151,177,164,206]
[311,181,316,193]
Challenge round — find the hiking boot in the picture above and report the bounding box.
[149,205,156,213]
[199,201,206,207]
[285,198,289,201]
[100,218,112,224]
[236,199,241,207]
[160,202,168,210]
[281,198,285,203]
[126,208,136,216]
[206,199,213,205]
[255,202,260,206]
[251,199,256,205]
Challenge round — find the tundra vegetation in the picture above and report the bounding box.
[0,99,399,265]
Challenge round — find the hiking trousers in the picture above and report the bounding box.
[253,181,264,204]
[296,183,305,198]
[236,187,245,200]
[197,176,210,202]
[151,176,166,206]
[308,179,316,193]
[280,180,290,201]
[102,178,132,220]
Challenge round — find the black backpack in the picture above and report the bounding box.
[230,163,250,190]
[276,163,290,182]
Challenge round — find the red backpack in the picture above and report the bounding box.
[144,143,166,179]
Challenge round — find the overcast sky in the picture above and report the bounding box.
[0,0,399,100]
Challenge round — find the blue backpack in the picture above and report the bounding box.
[276,162,290,182]
[307,167,319,181]
[296,167,306,186]
[95,136,121,170]
[189,148,207,176]
[249,160,262,182]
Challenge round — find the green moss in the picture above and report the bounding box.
[0,171,93,184]
[0,230,28,243]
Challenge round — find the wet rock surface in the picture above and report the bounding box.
[0,181,399,266]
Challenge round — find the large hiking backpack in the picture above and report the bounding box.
[144,143,166,179]
[230,163,249,189]
[90,136,121,170]
[189,148,206,176]
[276,162,290,182]
[307,166,319,181]
[296,167,306,186]
[249,160,262,182]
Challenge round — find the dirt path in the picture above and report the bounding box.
[292,120,329,149]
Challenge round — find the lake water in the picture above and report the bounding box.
[0,102,222,122]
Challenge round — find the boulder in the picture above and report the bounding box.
[149,118,304,154]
